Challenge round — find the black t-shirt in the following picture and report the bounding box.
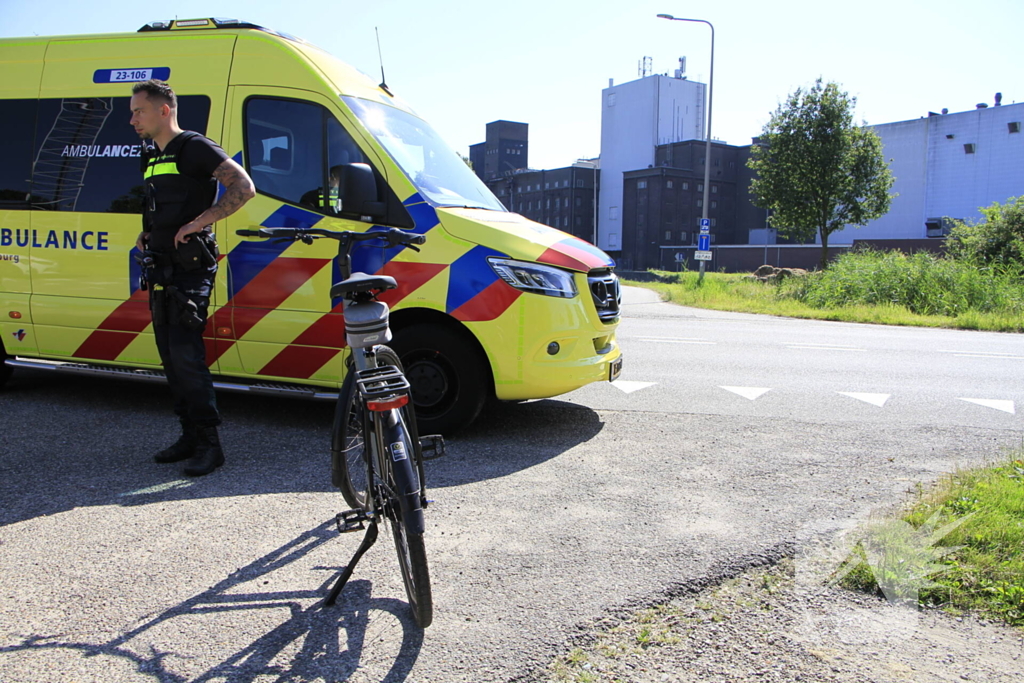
[167,132,230,185]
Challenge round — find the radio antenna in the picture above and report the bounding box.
[375,27,393,97]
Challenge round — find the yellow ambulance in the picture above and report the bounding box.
[0,17,621,433]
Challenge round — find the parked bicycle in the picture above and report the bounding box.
[236,225,444,628]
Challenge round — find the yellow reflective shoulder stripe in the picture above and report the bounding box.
[144,159,179,179]
[318,190,339,207]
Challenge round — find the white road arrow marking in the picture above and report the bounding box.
[958,398,1016,414]
[720,386,772,401]
[613,381,657,394]
[838,392,890,407]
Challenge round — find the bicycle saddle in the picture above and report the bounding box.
[331,272,398,298]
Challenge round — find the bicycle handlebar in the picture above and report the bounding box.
[236,226,425,248]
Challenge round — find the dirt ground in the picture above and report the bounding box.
[545,559,1024,683]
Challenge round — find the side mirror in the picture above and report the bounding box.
[336,163,385,220]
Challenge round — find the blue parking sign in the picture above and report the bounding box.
[700,218,710,230]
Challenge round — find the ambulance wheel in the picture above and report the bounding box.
[0,343,11,388]
[391,323,488,436]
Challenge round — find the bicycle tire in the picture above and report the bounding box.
[380,407,433,627]
[332,346,404,509]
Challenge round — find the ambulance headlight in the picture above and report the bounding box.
[488,258,578,298]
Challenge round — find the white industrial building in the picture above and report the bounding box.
[758,98,1024,245]
[598,70,706,252]
[597,68,1022,256]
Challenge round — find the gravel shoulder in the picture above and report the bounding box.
[544,559,1024,683]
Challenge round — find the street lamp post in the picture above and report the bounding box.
[764,215,769,266]
[503,160,518,213]
[657,13,714,283]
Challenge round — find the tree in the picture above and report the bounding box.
[108,185,146,214]
[748,79,895,270]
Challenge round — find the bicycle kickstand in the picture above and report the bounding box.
[324,519,379,607]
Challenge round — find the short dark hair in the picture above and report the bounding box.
[132,79,177,108]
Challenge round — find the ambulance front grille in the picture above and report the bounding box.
[587,270,621,322]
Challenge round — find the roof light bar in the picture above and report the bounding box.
[138,18,263,33]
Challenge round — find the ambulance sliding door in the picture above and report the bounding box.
[222,87,390,386]
[29,35,232,369]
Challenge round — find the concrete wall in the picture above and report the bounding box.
[925,104,1024,222]
[832,118,928,242]
[829,102,1024,243]
[659,245,851,273]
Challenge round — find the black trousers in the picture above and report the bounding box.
[152,269,220,427]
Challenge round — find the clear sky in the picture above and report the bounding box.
[4,0,1022,170]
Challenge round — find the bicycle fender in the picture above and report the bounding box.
[385,411,425,536]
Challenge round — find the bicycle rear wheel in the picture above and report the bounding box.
[379,407,433,627]
[332,346,404,509]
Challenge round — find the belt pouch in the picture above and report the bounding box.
[174,238,205,271]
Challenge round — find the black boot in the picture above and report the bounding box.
[154,418,198,463]
[183,425,225,477]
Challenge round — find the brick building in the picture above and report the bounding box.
[469,120,528,181]
[617,140,766,270]
[484,161,599,243]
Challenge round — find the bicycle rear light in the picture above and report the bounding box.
[367,394,410,412]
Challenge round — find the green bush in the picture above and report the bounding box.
[796,248,1024,317]
[946,196,1024,275]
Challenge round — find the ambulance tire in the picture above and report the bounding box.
[391,324,488,436]
[0,343,11,388]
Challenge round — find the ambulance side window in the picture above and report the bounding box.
[27,95,210,213]
[244,98,320,207]
[0,99,36,209]
[243,97,368,214]
[327,117,368,172]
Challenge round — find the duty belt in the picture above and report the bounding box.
[149,284,204,330]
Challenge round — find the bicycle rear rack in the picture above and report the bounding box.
[354,365,410,400]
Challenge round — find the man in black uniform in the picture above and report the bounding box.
[301,165,343,213]
[129,80,255,476]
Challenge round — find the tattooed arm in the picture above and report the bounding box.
[174,158,256,245]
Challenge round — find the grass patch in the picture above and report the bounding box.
[835,451,1024,626]
[629,249,1024,332]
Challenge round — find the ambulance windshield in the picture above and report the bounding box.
[344,97,506,212]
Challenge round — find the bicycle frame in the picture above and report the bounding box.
[237,225,434,626]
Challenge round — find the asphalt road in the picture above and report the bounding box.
[571,286,1023,430]
[0,287,1020,683]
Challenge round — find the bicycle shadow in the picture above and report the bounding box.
[0,520,422,683]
